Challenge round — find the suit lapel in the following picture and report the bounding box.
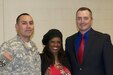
[71,34,78,62]
[82,29,95,64]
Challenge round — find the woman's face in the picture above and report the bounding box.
[49,37,61,55]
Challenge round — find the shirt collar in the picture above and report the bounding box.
[78,28,91,39]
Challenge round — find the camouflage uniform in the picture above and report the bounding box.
[0,35,41,75]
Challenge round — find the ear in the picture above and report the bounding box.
[15,24,19,32]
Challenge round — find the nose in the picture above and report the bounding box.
[80,18,85,23]
[54,42,58,46]
[26,23,31,28]
[53,42,60,47]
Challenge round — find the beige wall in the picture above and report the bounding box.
[0,0,3,44]
[0,0,113,52]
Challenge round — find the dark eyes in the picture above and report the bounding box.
[50,41,61,44]
[84,17,88,20]
[76,17,89,20]
[29,22,34,25]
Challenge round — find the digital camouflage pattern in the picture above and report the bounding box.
[0,35,41,75]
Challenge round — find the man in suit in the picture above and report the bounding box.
[65,7,113,75]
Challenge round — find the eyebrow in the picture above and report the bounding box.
[20,20,33,22]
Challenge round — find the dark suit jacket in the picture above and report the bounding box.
[65,28,113,75]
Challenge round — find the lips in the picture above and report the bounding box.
[26,30,32,31]
[25,30,33,32]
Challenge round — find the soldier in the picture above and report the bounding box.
[0,13,41,75]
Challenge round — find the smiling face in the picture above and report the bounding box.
[16,15,34,39]
[48,37,61,55]
[76,10,92,34]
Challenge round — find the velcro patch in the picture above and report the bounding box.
[3,50,13,61]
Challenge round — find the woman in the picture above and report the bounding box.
[40,29,71,75]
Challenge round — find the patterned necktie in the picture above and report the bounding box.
[78,35,84,64]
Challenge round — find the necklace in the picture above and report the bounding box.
[54,63,63,70]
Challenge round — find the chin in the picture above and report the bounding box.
[80,27,88,31]
[52,50,59,53]
[24,35,31,38]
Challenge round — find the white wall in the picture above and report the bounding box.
[0,0,113,53]
[0,0,3,44]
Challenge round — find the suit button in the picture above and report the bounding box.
[80,68,82,70]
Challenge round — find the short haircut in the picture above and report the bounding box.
[76,7,92,19]
[16,13,31,24]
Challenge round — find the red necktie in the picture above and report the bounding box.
[78,35,84,64]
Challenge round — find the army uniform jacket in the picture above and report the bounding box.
[0,35,41,75]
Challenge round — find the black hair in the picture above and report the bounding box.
[16,13,30,24]
[42,29,68,65]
